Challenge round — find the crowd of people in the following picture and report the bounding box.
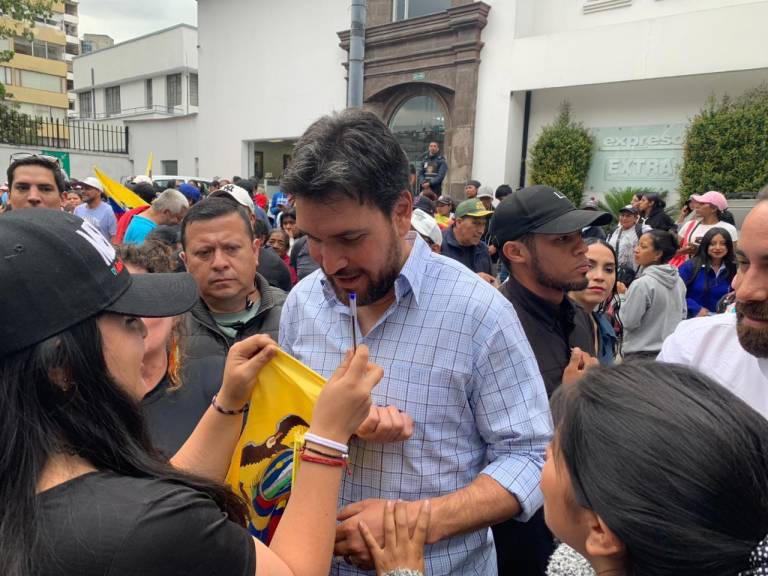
[1,109,768,576]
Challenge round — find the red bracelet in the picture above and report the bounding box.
[299,450,351,475]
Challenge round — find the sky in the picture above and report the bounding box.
[77,0,197,44]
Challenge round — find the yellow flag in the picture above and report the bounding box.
[145,153,153,177]
[93,167,149,210]
[226,349,325,544]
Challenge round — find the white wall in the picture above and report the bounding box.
[473,0,768,191]
[0,143,134,182]
[196,0,349,178]
[126,115,199,177]
[73,24,198,90]
[505,1,768,91]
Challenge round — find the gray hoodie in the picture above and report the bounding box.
[622,264,687,354]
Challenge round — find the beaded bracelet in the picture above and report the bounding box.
[382,570,424,576]
[299,450,350,475]
[304,445,348,459]
[211,394,248,415]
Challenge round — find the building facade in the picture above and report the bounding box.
[0,0,79,120]
[72,24,199,176]
[80,33,114,54]
[195,0,768,199]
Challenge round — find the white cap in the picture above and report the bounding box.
[216,183,256,215]
[411,208,442,247]
[81,176,104,193]
[477,186,494,199]
[132,175,153,185]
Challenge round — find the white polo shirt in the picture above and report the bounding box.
[657,313,768,419]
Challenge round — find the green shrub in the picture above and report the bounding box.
[597,187,668,222]
[529,102,594,206]
[680,84,768,203]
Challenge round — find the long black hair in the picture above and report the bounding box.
[551,362,768,576]
[684,226,737,289]
[583,238,623,357]
[0,316,247,576]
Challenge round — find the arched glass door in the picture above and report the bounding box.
[389,95,446,169]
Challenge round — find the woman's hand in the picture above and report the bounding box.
[219,335,279,410]
[359,500,430,576]
[309,345,383,444]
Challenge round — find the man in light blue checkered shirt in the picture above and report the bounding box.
[279,109,552,576]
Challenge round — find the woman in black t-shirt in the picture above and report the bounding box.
[0,209,404,576]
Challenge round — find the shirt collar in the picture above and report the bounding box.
[319,231,428,310]
[503,275,571,330]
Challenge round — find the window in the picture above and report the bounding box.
[389,95,446,167]
[13,37,33,56]
[66,79,74,90]
[46,43,63,60]
[65,43,79,56]
[1,66,12,85]
[20,70,63,92]
[583,0,632,14]
[68,100,75,111]
[145,78,153,109]
[33,40,47,57]
[65,3,77,16]
[0,38,9,51]
[161,160,178,174]
[64,23,77,37]
[393,0,450,21]
[189,73,198,106]
[105,86,121,116]
[166,73,182,111]
[79,92,93,118]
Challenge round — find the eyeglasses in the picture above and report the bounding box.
[9,152,61,167]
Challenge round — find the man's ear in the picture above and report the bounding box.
[179,251,188,266]
[502,240,529,265]
[393,190,414,236]
[584,512,626,559]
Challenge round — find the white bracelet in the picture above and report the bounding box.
[304,432,348,455]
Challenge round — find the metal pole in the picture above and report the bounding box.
[347,0,366,108]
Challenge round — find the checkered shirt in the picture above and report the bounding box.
[279,234,552,576]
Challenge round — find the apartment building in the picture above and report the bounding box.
[72,24,200,175]
[80,33,114,54]
[0,0,79,119]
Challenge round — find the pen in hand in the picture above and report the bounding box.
[349,291,358,351]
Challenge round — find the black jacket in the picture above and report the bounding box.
[416,153,448,195]
[501,276,595,395]
[644,206,676,232]
[440,226,491,274]
[185,273,286,361]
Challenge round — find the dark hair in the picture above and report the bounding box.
[280,210,296,224]
[643,229,678,264]
[116,241,175,273]
[643,193,666,210]
[269,228,290,247]
[144,224,181,248]
[7,156,66,194]
[495,184,513,201]
[237,178,257,194]
[550,361,768,576]
[0,317,247,576]
[281,109,409,215]
[180,197,253,248]
[685,227,737,289]
[252,216,269,244]
[583,238,623,357]
[132,182,157,204]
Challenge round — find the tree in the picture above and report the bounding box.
[679,84,768,202]
[0,0,55,99]
[528,102,594,206]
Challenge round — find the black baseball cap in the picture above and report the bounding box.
[488,185,611,247]
[0,209,198,356]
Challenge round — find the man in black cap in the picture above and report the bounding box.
[490,184,611,393]
[464,179,480,199]
[488,184,612,576]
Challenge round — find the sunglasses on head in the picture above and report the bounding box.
[10,152,62,167]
